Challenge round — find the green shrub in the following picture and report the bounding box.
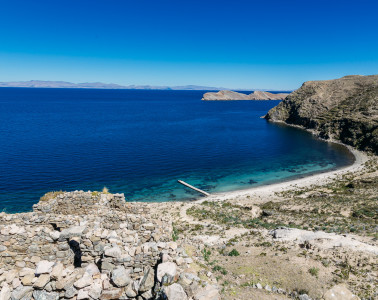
[212,265,228,275]
[228,249,240,256]
[172,223,179,241]
[202,248,211,262]
[309,267,319,277]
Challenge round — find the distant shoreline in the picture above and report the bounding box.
[0,86,294,93]
[0,81,293,92]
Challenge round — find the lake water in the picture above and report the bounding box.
[0,88,354,213]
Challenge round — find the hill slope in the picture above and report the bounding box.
[265,75,378,154]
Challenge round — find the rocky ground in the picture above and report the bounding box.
[0,157,376,300]
[0,192,220,300]
[148,155,377,300]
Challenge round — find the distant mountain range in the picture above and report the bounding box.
[0,80,233,91]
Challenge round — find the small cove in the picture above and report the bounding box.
[0,88,355,213]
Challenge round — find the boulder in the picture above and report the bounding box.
[125,284,138,298]
[6,270,19,283]
[104,246,122,258]
[99,288,123,299]
[33,274,50,289]
[84,263,100,276]
[111,266,132,287]
[88,280,102,299]
[74,273,93,289]
[270,227,378,255]
[64,286,78,298]
[323,284,360,300]
[163,283,188,300]
[12,278,21,289]
[141,290,153,299]
[0,283,11,300]
[157,262,177,282]
[59,226,86,241]
[139,266,155,292]
[21,274,35,286]
[168,242,178,250]
[193,284,220,300]
[50,263,64,280]
[32,290,59,300]
[49,231,60,241]
[250,205,262,219]
[10,286,33,300]
[19,268,34,277]
[35,261,55,275]
[77,289,90,300]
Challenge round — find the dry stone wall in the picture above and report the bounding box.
[0,191,220,300]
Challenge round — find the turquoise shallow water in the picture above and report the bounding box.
[0,88,354,213]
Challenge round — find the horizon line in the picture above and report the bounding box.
[0,79,295,92]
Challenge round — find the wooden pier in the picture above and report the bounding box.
[177,180,210,196]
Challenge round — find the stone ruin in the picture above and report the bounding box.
[0,191,219,300]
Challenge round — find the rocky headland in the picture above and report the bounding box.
[0,75,377,300]
[265,75,378,154]
[202,90,290,101]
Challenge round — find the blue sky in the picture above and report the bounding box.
[0,0,377,90]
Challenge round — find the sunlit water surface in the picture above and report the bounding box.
[0,88,354,213]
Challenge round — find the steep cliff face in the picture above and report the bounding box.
[265,75,378,154]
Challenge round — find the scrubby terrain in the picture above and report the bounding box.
[155,157,377,300]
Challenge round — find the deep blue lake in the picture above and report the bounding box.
[0,88,354,213]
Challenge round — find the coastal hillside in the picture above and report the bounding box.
[265,75,378,154]
[202,90,289,100]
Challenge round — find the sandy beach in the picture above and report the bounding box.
[201,144,369,203]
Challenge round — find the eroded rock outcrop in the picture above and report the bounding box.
[270,227,378,255]
[323,284,361,300]
[202,90,289,100]
[265,75,378,154]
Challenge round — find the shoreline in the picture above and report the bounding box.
[200,144,369,203]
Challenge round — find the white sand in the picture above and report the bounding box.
[200,145,369,202]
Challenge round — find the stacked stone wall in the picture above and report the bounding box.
[0,191,219,300]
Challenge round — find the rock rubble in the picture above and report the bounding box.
[0,191,220,300]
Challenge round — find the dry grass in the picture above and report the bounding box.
[39,190,64,202]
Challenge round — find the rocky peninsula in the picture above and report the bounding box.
[202,90,290,101]
[265,75,378,154]
[0,75,377,300]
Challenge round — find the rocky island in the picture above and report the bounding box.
[202,90,290,101]
[0,75,377,300]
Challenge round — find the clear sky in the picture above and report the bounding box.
[0,0,377,90]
